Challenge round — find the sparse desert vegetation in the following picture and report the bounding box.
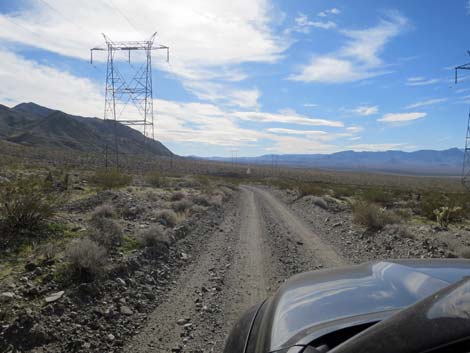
[1,156,470,352]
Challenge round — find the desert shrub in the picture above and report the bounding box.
[155,209,178,227]
[352,200,399,231]
[193,194,211,206]
[138,226,170,259]
[170,191,185,201]
[89,217,123,248]
[171,199,193,213]
[331,185,356,199]
[297,183,324,198]
[433,206,463,228]
[90,204,116,222]
[418,192,446,220]
[362,188,393,205]
[459,247,470,259]
[146,171,166,187]
[0,175,57,241]
[65,237,106,281]
[91,169,132,189]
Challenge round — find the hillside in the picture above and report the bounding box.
[206,148,464,176]
[0,102,172,156]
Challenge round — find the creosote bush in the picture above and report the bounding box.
[352,200,399,231]
[139,225,170,259]
[66,237,106,281]
[0,175,57,242]
[146,171,166,188]
[91,169,132,189]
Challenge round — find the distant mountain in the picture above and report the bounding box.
[206,149,465,176]
[0,102,172,156]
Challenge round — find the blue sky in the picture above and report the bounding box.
[0,0,469,157]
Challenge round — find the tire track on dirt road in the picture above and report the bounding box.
[123,186,346,353]
[246,185,346,268]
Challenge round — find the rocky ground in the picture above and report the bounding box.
[1,181,469,353]
[272,186,470,263]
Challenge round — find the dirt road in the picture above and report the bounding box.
[124,185,346,353]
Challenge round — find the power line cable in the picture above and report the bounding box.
[36,0,85,31]
[107,0,144,36]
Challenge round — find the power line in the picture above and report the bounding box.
[1,15,37,36]
[107,0,144,36]
[36,0,84,31]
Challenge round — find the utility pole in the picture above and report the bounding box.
[90,32,169,169]
[455,52,470,188]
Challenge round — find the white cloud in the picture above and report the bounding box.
[290,11,406,83]
[406,77,440,86]
[183,81,261,109]
[378,112,426,123]
[346,126,364,133]
[0,48,356,156]
[303,103,318,107]
[347,143,406,151]
[0,0,288,109]
[267,128,328,136]
[293,13,336,33]
[264,135,338,154]
[404,98,447,109]
[318,8,341,17]
[234,111,344,127]
[351,105,379,116]
[0,47,102,117]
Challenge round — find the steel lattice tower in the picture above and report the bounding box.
[90,32,169,168]
[455,54,470,188]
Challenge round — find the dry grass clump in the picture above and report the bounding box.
[171,199,193,213]
[170,191,186,201]
[139,225,170,259]
[352,200,399,231]
[91,169,132,189]
[89,217,123,248]
[66,237,106,281]
[193,194,211,207]
[189,204,207,215]
[90,204,116,222]
[155,209,178,227]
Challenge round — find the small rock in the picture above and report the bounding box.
[116,278,126,286]
[107,333,115,341]
[120,305,133,315]
[177,318,190,325]
[45,290,64,303]
[0,292,15,302]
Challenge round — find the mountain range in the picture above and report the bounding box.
[0,102,464,176]
[206,149,465,176]
[0,102,172,156]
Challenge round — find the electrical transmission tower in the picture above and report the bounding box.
[90,32,169,168]
[455,52,470,188]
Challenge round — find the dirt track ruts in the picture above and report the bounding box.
[124,185,345,353]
